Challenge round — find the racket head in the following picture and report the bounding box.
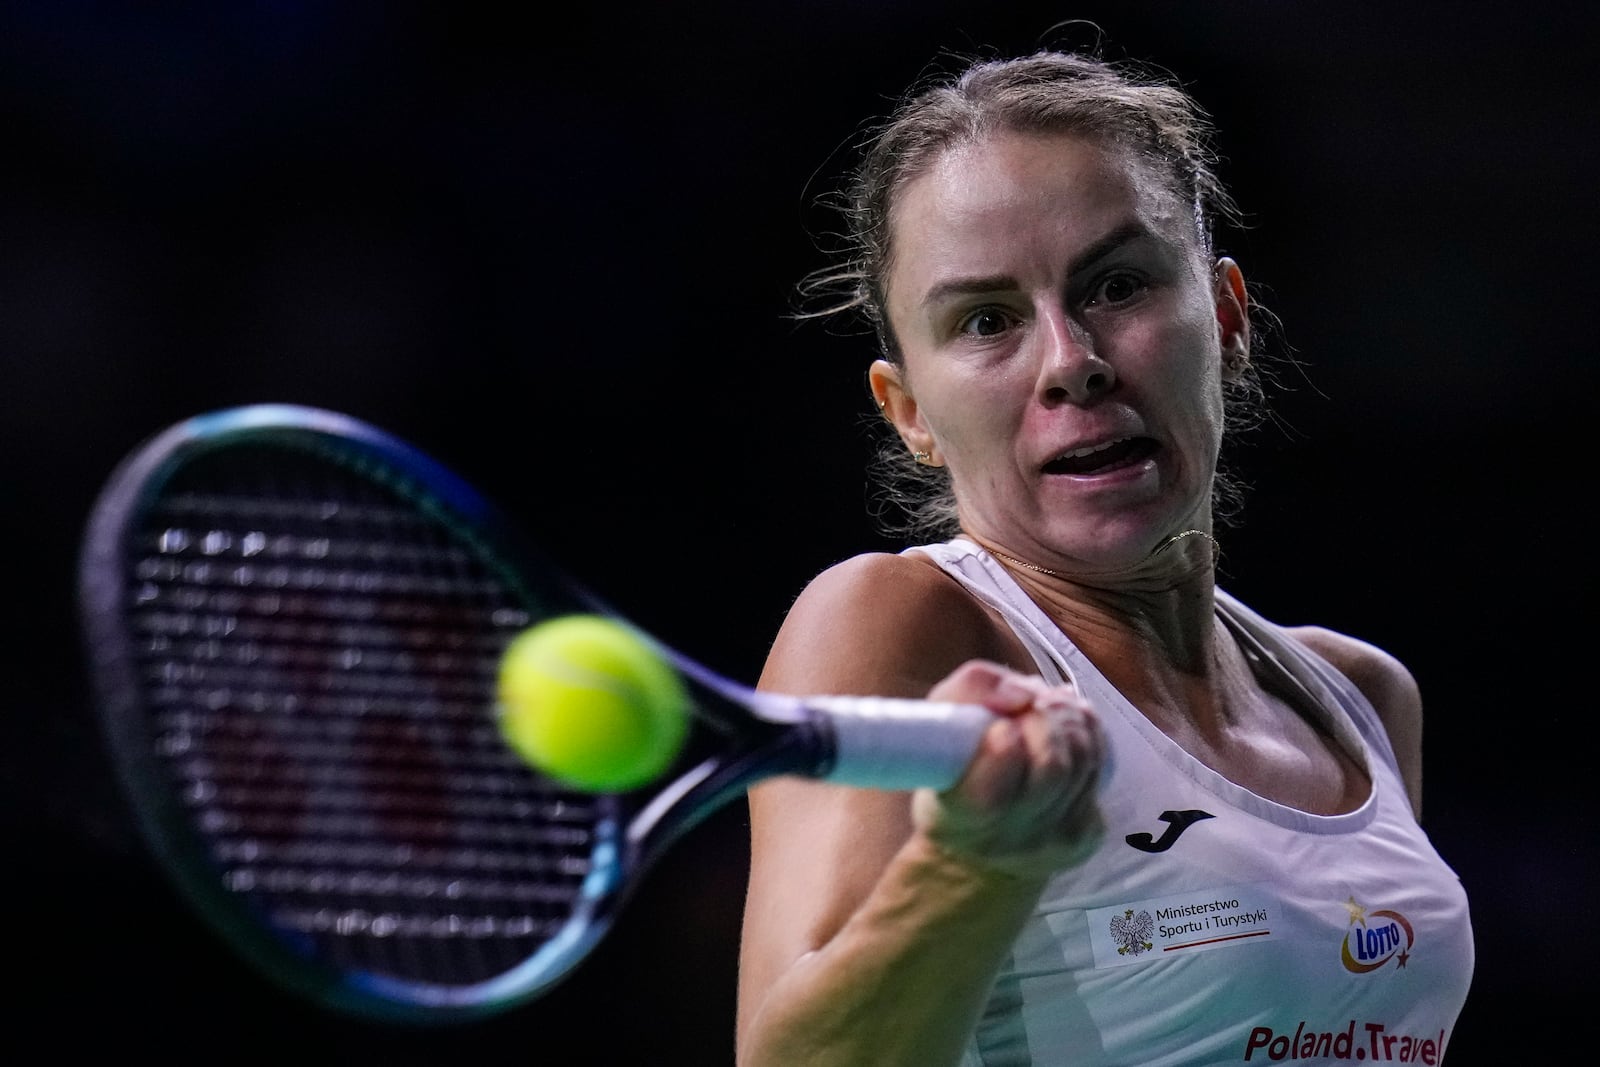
[77,404,655,1022]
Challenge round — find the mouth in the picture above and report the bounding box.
[1042,435,1159,476]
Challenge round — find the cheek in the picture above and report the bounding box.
[917,365,1026,453]
[1184,351,1229,452]
[934,405,1014,470]
[1154,306,1223,386]
[1133,316,1227,442]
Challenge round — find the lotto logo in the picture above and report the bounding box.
[1340,895,1415,974]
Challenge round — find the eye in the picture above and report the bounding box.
[1088,272,1147,307]
[957,306,1016,338]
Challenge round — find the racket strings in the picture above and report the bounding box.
[123,444,607,988]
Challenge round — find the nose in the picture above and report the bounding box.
[1035,311,1115,405]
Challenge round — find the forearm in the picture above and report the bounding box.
[738,833,1047,1067]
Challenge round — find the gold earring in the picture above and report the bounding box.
[912,450,931,463]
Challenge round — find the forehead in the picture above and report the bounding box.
[885,130,1193,298]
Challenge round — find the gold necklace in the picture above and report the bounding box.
[984,530,1221,578]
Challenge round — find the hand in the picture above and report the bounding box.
[911,661,1104,881]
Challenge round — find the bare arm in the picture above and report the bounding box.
[1289,626,1424,818]
[736,553,1104,1067]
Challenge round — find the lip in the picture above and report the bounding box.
[1038,433,1160,478]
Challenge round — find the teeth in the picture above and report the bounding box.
[1055,436,1129,462]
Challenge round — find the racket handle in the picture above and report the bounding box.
[804,696,994,791]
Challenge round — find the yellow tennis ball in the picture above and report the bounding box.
[497,614,689,792]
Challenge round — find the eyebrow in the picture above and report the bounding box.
[919,221,1155,309]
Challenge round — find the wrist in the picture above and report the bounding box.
[900,827,1055,897]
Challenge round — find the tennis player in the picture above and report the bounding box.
[736,48,1474,1066]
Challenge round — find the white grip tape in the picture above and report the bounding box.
[806,696,994,791]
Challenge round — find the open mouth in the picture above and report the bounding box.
[1042,436,1158,476]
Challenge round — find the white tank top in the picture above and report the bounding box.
[913,539,1474,1067]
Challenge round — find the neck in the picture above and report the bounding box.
[968,529,1222,676]
[984,529,1221,583]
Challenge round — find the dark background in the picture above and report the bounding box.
[4,2,1593,1062]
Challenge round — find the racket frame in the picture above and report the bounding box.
[77,403,989,1022]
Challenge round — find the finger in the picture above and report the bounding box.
[959,699,1094,815]
[951,714,1030,808]
[1020,692,1098,769]
[1013,699,1103,812]
[925,660,1044,718]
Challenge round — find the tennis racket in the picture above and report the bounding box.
[77,403,993,1023]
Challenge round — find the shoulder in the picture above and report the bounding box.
[1286,626,1421,720]
[789,548,975,611]
[1286,625,1424,816]
[760,550,1033,699]
[781,550,997,654]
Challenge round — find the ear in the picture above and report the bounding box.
[868,359,940,464]
[1213,257,1251,378]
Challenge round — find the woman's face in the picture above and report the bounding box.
[873,130,1248,572]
